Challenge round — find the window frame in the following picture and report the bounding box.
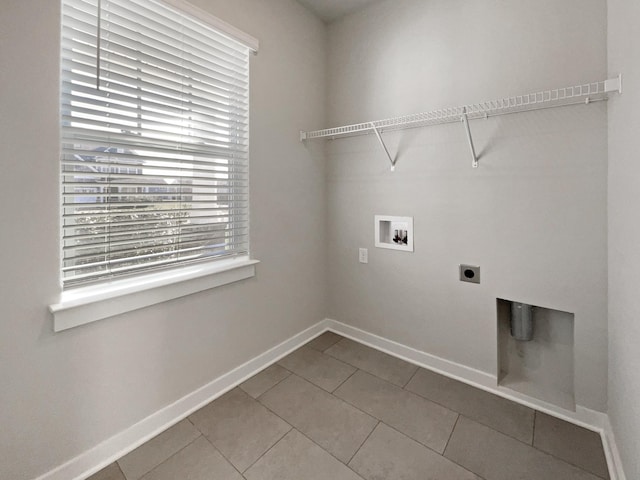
[51,0,259,331]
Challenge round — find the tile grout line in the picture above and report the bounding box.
[402,378,539,446]
[326,378,398,430]
[269,366,389,433]
[442,413,461,456]
[128,434,203,480]
[380,421,451,458]
[324,339,419,389]
[382,419,489,480]
[286,425,367,472]
[113,461,126,480]
[288,343,358,390]
[329,376,457,455]
[446,414,608,480]
[345,420,381,465]
[529,411,609,479]
[255,373,374,467]
[254,372,381,470]
[532,441,611,479]
[238,424,294,475]
[330,366,359,394]
[228,387,296,474]
[313,333,344,352]
[199,434,246,478]
[356,415,487,480]
[330,370,590,480]
[401,365,420,389]
[251,368,292,401]
[187,388,293,477]
[428,415,491,480]
[303,331,341,352]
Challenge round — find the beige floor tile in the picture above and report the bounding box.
[444,416,602,480]
[259,374,377,463]
[240,364,291,398]
[278,345,356,392]
[117,419,200,480]
[350,423,481,480]
[334,370,458,453]
[189,388,291,472]
[306,331,344,352]
[325,339,418,387]
[405,367,534,443]
[534,412,610,479]
[244,429,363,480]
[140,437,241,480]
[87,463,126,480]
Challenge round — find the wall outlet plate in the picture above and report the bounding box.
[460,264,480,284]
[359,248,368,264]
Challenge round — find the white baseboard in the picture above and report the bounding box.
[602,417,628,480]
[34,320,329,480]
[324,318,627,480]
[34,317,627,480]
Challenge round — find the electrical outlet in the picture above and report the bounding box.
[459,264,480,284]
[359,248,368,264]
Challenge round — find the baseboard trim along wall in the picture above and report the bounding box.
[35,318,626,480]
[35,321,327,480]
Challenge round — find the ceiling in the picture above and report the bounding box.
[296,0,382,23]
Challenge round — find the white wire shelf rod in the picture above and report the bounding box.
[300,76,621,141]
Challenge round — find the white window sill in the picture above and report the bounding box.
[49,256,259,332]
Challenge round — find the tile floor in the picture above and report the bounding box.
[89,332,610,480]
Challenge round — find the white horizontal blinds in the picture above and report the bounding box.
[61,0,250,287]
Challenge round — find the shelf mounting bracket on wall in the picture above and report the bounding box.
[461,107,478,168]
[369,122,397,171]
[604,74,623,95]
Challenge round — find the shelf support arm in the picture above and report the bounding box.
[370,123,397,171]
[461,107,478,168]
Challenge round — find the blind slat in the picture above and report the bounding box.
[64,228,249,253]
[63,216,249,241]
[61,81,249,126]
[63,237,249,270]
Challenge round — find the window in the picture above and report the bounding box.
[60,0,255,288]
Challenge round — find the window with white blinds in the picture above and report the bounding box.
[60,0,252,288]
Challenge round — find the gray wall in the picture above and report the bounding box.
[608,1,640,478]
[0,1,327,479]
[326,0,608,411]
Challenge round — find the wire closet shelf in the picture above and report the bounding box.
[300,75,622,169]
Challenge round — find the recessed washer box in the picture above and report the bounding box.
[375,215,414,252]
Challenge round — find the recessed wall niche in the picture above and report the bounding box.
[374,215,414,252]
[497,298,575,411]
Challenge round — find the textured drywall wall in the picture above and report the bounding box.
[608,0,640,478]
[0,1,326,478]
[326,0,608,411]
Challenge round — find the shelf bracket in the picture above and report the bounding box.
[604,74,623,95]
[461,107,478,168]
[370,123,397,171]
